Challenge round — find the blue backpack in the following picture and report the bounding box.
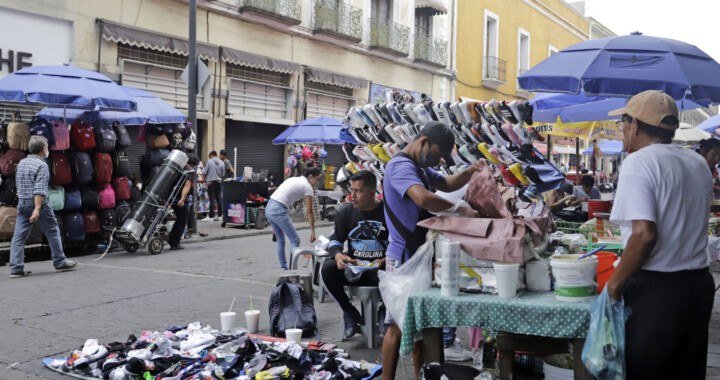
[64,186,82,211]
[29,117,56,148]
[63,212,85,243]
[71,152,93,185]
[268,281,317,338]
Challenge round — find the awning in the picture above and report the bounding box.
[305,67,368,89]
[415,0,448,15]
[99,19,219,60]
[222,47,300,74]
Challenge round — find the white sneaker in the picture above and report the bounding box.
[444,339,473,362]
[213,217,221,221]
[200,217,212,222]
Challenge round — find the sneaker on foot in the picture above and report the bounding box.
[10,271,32,279]
[201,217,212,222]
[343,306,362,339]
[56,260,78,272]
[213,217,221,221]
[444,339,473,362]
[169,245,185,251]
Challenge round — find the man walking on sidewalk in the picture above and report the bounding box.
[9,136,77,278]
[202,151,224,221]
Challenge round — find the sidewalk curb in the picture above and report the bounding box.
[183,221,333,245]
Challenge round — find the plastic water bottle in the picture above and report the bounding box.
[439,240,460,297]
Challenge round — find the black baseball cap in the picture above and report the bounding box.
[420,121,456,165]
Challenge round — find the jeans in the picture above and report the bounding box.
[169,203,188,247]
[265,199,299,270]
[207,181,222,218]
[443,327,457,348]
[10,198,66,274]
[320,258,380,311]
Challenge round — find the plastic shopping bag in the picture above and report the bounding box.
[378,232,437,330]
[581,287,627,379]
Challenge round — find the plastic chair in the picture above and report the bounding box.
[338,286,383,349]
[276,270,313,305]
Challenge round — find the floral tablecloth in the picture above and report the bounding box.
[399,288,592,355]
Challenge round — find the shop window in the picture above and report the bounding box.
[226,64,291,87]
[371,0,392,21]
[517,28,530,77]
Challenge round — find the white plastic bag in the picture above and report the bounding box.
[378,232,437,330]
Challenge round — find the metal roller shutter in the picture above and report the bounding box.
[323,145,346,170]
[124,125,146,181]
[305,92,353,119]
[225,120,285,179]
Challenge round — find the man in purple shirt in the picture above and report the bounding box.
[382,121,480,380]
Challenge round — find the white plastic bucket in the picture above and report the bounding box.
[550,254,598,301]
[543,354,574,380]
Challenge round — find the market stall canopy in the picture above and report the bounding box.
[272,116,345,145]
[518,32,720,104]
[0,65,137,110]
[698,114,720,133]
[673,122,711,144]
[583,140,623,156]
[531,90,708,123]
[533,119,622,140]
[37,86,186,125]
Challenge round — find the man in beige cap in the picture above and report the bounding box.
[606,90,714,379]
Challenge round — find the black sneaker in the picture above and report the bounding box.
[170,245,185,250]
[343,306,362,339]
[10,271,32,279]
[56,260,78,272]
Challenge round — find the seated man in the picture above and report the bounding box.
[569,175,602,207]
[321,170,388,338]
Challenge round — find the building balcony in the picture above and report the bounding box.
[235,0,302,26]
[311,0,363,43]
[413,33,447,67]
[368,18,411,57]
[483,56,507,89]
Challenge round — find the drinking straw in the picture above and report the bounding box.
[250,295,253,311]
[229,297,236,312]
[294,314,299,329]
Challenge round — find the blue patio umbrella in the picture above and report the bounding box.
[583,140,623,156]
[531,90,709,123]
[37,86,186,125]
[0,65,136,110]
[518,33,720,103]
[698,114,720,133]
[272,116,345,145]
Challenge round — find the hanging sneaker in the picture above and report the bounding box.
[444,339,473,362]
[343,306,362,339]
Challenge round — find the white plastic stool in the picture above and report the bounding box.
[276,270,313,305]
[290,247,314,270]
[312,252,332,303]
[338,286,383,349]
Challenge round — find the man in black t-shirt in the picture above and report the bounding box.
[169,153,199,250]
[321,170,388,339]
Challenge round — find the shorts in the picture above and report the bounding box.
[384,257,401,325]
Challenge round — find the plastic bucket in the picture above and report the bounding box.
[595,251,618,294]
[588,200,612,220]
[550,254,598,301]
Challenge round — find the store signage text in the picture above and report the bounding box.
[0,49,33,73]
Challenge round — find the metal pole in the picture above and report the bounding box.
[188,0,198,149]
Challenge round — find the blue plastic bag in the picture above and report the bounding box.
[581,287,627,379]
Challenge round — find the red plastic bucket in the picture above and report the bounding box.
[588,200,612,220]
[595,251,618,294]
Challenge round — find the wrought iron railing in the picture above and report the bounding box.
[312,0,363,41]
[368,18,411,56]
[414,33,448,66]
[235,0,302,22]
[484,56,507,82]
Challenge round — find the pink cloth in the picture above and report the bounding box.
[469,327,484,348]
[464,162,512,219]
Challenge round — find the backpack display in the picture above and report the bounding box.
[99,208,118,228]
[111,149,131,177]
[70,121,96,151]
[99,184,116,210]
[112,122,132,147]
[7,115,31,151]
[94,152,113,185]
[48,185,65,211]
[0,149,26,177]
[93,123,117,152]
[114,176,131,201]
[173,123,187,137]
[71,152,93,185]
[0,178,18,206]
[146,124,164,135]
[49,119,70,151]
[115,201,131,224]
[82,210,101,234]
[0,206,18,238]
[63,212,86,242]
[56,215,65,243]
[147,133,170,149]
[50,152,72,186]
[64,186,82,211]
[29,117,56,148]
[162,124,174,135]
[268,281,318,338]
[183,129,196,150]
[81,186,100,210]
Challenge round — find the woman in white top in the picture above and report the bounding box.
[266,167,322,269]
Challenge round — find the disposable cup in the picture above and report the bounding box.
[245,310,260,333]
[285,328,302,344]
[220,311,236,332]
[493,262,520,298]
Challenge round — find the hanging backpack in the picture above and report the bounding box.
[147,124,164,135]
[99,208,118,228]
[0,178,18,206]
[268,280,318,338]
[99,184,116,210]
[94,152,113,185]
[113,122,132,148]
[115,201,131,224]
[63,212,86,242]
[114,176,131,201]
[173,122,187,137]
[93,123,117,153]
[49,119,70,151]
[70,120,96,151]
[29,117,56,148]
[82,210,101,234]
[64,186,82,211]
[0,150,26,177]
[71,151,93,185]
[111,149,131,177]
[147,133,170,149]
[48,185,65,211]
[50,152,72,186]
[0,206,18,238]
[81,186,100,210]
[183,129,196,150]
[7,113,31,151]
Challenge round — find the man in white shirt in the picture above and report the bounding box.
[607,90,714,379]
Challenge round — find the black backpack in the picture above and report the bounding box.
[116,201,132,224]
[113,122,132,147]
[93,123,117,152]
[112,149,131,177]
[268,281,317,338]
[99,208,117,227]
[0,177,18,206]
[81,186,100,210]
[29,117,56,148]
[71,151,93,185]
